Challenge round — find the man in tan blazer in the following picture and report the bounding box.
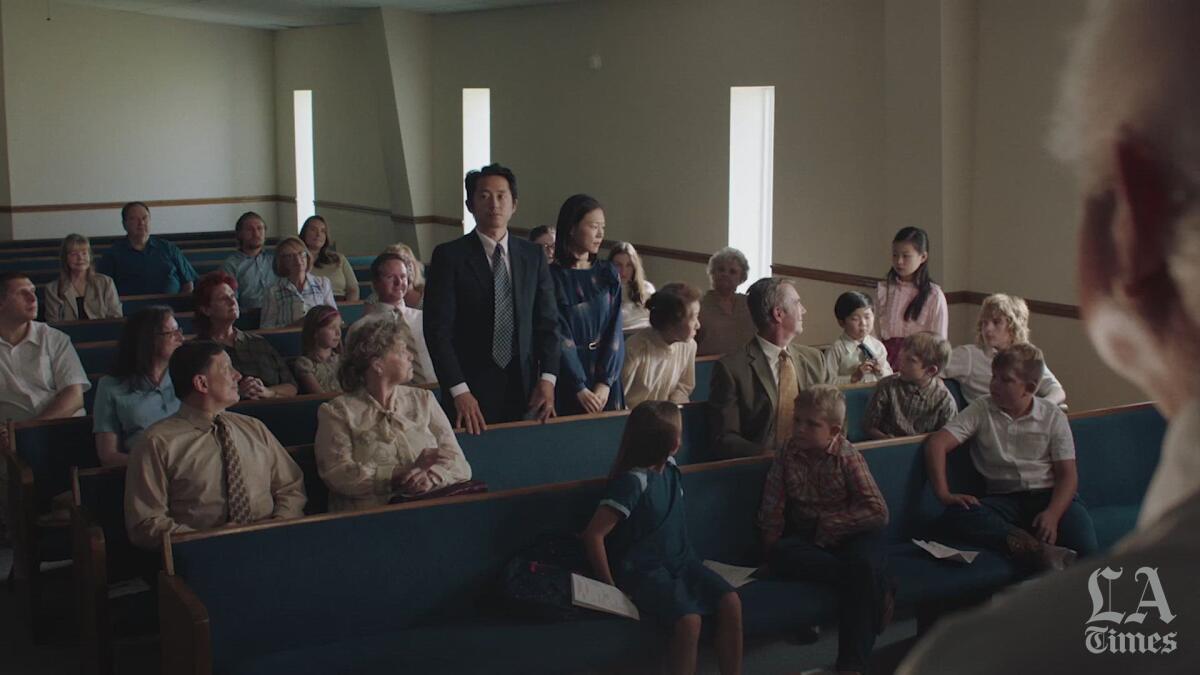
[708,277,830,457]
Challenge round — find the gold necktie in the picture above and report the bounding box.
[774,351,799,450]
[214,415,253,524]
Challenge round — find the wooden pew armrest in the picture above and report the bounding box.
[71,498,113,675]
[159,573,212,675]
[4,450,36,580]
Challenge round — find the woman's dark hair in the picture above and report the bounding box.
[169,341,225,400]
[192,270,239,338]
[111,306,175,386]
[834,291,873,322]
[608,401,682,478]
[300,215,340,267]
[886,226,934,322]
[553,194,603,267]
[301,305,341,356]
[647,282,701,332]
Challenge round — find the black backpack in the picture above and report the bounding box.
[498,532,595,622]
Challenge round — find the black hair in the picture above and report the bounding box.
[886,226,935,322]
[300,215,341,267]
[464,163,519,208]
[608,401,682,478]
[169,341,226,399]
[120,201,150,223]
[0,271,31,300]
[529,225,555,241]
[111,306,175,386]
[552,193,603,267]
[834,291,873,322]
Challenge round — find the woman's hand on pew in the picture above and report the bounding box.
[577,388,604,414]
[453,392,487,435]
[937,492,980,509]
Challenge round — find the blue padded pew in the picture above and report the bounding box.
[691,355,717,402]
[158,403,1165,675]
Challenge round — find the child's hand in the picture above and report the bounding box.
[1032,509,1061,544]
[938,492,980,509]
[851,361,874,383]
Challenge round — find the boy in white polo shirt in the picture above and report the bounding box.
[923,343,1096,570]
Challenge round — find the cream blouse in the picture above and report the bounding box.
[621,329,696,407]
[43,274,123,322]
[314,386,471,512]
[311,254,360,298]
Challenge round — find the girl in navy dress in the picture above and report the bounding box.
[582,401,743,675]
[550,194,625,415]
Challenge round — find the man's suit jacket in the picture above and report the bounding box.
[423,231,560,403]
[708,337,831,458]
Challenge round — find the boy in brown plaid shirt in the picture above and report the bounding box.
[758,385,891,675]
[862,331,958,440]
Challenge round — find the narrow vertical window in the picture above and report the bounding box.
[728,86,775,290]
[462,88,491,233]
[294,90,316,231]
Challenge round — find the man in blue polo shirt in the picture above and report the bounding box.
[97,202,198,296]
[219,211,275,310]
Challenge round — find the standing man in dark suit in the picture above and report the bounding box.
[708,277,831,457]
[424,164,559,434]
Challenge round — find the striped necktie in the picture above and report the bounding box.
[214,415,253,524]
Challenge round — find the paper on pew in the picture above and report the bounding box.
[702,560,760,588]
[570,573,640,620]
[913,539,979,564]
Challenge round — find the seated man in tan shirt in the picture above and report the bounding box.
[124,341,306,549]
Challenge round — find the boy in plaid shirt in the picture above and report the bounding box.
[759,385,892,675]
[862,331,958,440]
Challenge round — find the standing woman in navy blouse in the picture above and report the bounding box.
[550,194,625,415]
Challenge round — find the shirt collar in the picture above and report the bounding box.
[6,321,45,347]
[177,401,220,430]
[985,395,1043,421]
[756,335,785,363]
[475,229,509,260]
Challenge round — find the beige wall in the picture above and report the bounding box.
[0,0,277,239]
[432,0,887,275]
[969,0,1087,304]
[274,21,391,254]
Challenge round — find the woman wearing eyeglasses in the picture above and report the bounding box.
[260,236,337,329]
[91,306,184,466]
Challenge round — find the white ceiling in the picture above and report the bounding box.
[58,0,579,30]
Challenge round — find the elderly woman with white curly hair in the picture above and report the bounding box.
[314,317,471,512]
[696,246,756,356]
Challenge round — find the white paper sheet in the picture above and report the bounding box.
[702,560,760,588]
[912,538,979,564]
[570,573,640,620]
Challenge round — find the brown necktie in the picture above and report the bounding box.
[774,351,799,450]
[214,415,253,524]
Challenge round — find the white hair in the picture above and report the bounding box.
[1052,0,1200,322]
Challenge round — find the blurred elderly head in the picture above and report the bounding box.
[1051,0,1200,415]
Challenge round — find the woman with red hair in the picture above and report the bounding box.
[193,271,297,400]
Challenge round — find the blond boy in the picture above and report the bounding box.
[924,343,1096,570]
[862,332,958,440]
[758,385,891,674]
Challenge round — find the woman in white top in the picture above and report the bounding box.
[621,282,701,407]
[301,215,360,301]
[608,241,655,332]
[43,234,122,322]
[260,236,337,329]
[314,317,471,512]
[943,293,1066,405]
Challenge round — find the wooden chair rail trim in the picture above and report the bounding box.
[0,195,287,214]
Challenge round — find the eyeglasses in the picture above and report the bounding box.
[279,252,307,261]
[157,328,184,338]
